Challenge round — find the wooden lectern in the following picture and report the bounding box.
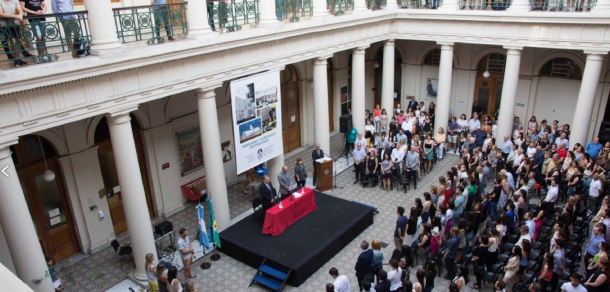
[315,159,333,192]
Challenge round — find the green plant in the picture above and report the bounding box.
[91,267,105,281]
[30,271,49,285]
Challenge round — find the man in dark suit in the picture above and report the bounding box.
[355,240,374,291]
[407,99,419,112]
[258,175,276,213]
[312,143,324,186]
[374,269,391,292]
[377,142,391,163]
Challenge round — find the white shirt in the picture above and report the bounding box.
[546,185,559,203]
[402,119,413,133]
[555,137,569,149]
[525,219,536,239]
[388,267,403,290]
[333,275,351,292]
[560,283,587,292]
[527,147,537,158]
[590,179,602,198]
[468,119,481,132]
[177,236,191,260]
[513,153,524,167]
[391,148,405,163]
[457,119,468,132]
[516,233,532,248]
[364,124,375,134]
[492,124,498,138]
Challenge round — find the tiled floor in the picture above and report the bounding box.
[55,134,513,292]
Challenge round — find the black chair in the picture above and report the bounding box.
[400,170,411,193]
[111,240,134,268]
[251,196,264,221]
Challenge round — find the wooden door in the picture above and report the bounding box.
[474,75,504,117]
[18,159,79,262]
[96,118,154,235]
[281,82,301,153]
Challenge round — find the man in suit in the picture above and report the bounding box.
[312,143,324,186]
[374,269,391,292]
[277,166,293,200]
[407,99,419,112]
[259,175,276,213]
[355,240,374,291]
[378,142,391,164]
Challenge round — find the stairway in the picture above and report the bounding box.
[249,259,291,291]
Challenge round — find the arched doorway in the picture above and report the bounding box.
[11,135,79,262]
[475,53,507,117]
[280,65,302,153]
[327,59,334,131]
[94,116,154,235]
[374,48,402,109]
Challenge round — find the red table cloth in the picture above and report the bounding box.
[262,187,317,236]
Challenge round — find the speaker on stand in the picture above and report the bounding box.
[340,114,352,133]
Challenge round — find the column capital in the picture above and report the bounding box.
[437,41,454,47]
[384,39,395,46]
[194,82,223,98]
[106,106,138,124]
[353,46,369,55]
[584,51,609,59]
[0,137,19,155]
[315,55,332,65]
[503,45,524,52]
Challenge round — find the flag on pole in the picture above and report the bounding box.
[196,204,211,251]
[206,198,222,248]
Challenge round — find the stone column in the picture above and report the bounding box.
[196,88,231,230]
[352,46,368,132]
[312,0,332,17]
[186,0,214,38]
[570,53,605,147]
[83,0,123,52]
[259,0,284,27]
[434,43,454,135]
[105,108,157,281]
[495,47,523,147]
[314,55,333,153]
[0,144,54,292]
[381,40,395,120]
[353,0,371,12]
[438,0,459,11]
[507,0,531,12]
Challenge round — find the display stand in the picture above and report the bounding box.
[315,158,333,192]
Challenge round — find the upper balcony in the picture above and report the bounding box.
[1,0,610,90]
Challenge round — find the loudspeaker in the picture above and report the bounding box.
[154,220,174,235]
[340,114,352,133]
[599,121,610,145]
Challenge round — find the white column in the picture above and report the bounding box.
[312,0,332,17]
[259,0,283,26]
[267,154,285,193]
[196,88,231,230]
[314,55,332,153]
[570,53,605,147]
[438,0,459,10]
[506,0,531,12]
[434,43,454,135]
[105,109,157,281]
[0,145,54,292]
[593,0,610,14]
[186,0,214,38]
[381,40,395,119]
[352,46,368,132]
[83,0,123,51]
[385,0,399,9]
[495,47,523,147]
[353,0,370,12]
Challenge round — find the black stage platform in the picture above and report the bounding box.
[219,191,375,287]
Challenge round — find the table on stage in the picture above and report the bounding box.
[262,187,317,236]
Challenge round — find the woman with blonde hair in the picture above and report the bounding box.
[184,279,198,292]
[145,253,159,292]
[435,127,446,161]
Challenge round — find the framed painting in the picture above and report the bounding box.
[174,125,204,177]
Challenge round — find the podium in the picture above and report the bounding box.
[315,158,333,192]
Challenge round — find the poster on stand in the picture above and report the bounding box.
[230,70,283,174]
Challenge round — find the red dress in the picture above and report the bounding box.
[443,189,451,208]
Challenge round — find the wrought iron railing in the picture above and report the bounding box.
[276,0,313,22]
[327,0,354,15]
[398,0,442,8]
[367,0,387,10]
[208,0,259,33]
[457,0,508,9]
[113,3,187,45]
[0,11,91,65]
[530,0,596,11]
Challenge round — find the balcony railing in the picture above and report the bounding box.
[276,0,313,22]
[113,3,188,45]
[0,11,91,66]
[367,0,387,10]
[456,0,509,9]
[530,0,596,11]
[327,0,354,14]
[399,0,442,8]
[208,0,259,33]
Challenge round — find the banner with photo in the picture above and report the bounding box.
[230,70,283,174]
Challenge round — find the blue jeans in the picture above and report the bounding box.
[490,201,498,218]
